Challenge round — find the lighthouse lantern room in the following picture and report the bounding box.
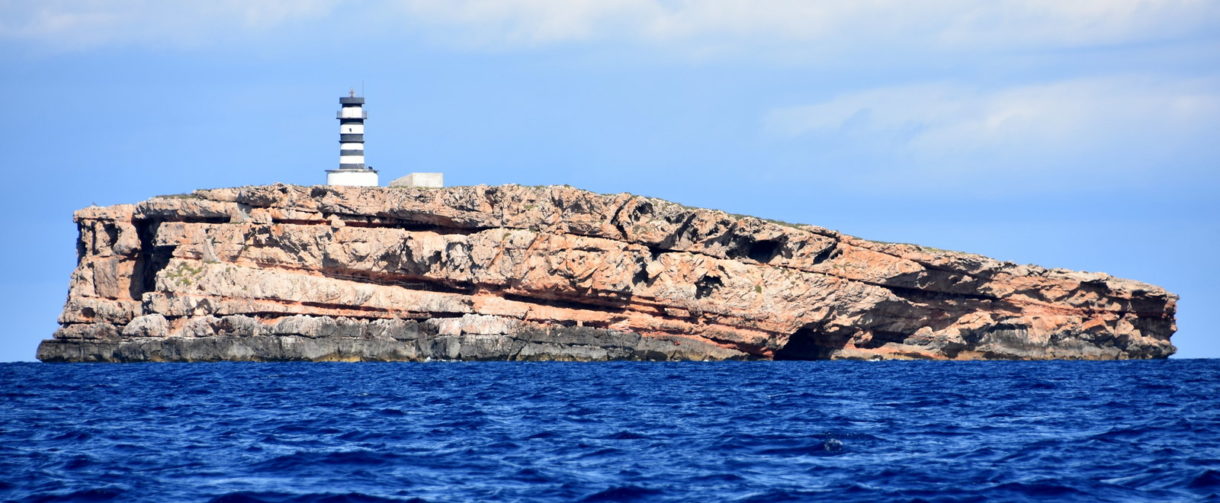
[326,90,379,186]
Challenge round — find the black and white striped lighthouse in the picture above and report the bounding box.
[326,89,379,186]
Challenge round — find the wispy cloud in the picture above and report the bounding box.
[769,77,1220,149]
[764,76,1220,191]
[3,0,1217,53]
[0,0,337,49]
[395,0,1219,54]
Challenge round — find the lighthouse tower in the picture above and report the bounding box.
[326,90,379,186]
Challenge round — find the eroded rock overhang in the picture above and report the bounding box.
[38,184,1177,362]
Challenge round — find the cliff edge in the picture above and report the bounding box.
[38,184,1177,362]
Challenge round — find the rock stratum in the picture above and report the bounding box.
[38,184,1177,362]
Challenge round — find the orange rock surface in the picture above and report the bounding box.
[37,184,1176,361]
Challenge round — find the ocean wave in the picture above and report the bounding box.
[1,360,1218,502]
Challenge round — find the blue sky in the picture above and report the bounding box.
[0,1,1217,360]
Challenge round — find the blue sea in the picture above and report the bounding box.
[2,360,1218,502]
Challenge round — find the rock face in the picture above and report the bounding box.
[37,184,1177,362]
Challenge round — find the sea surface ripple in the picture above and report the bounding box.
[1,360,1218,502]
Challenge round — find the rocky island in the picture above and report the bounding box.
[37,184,1177,362]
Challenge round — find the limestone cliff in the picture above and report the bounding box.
[37,184,1177,362]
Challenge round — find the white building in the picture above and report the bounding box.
[326,90,379,186]
[390,172,444,188]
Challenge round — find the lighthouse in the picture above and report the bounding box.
[326,90,379,186]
